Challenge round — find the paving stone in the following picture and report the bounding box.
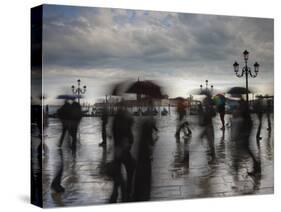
[35,114,274,207]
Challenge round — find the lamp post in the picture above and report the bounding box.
[72,79,86,104]
[233,50,260,107]
[200,80,214,93]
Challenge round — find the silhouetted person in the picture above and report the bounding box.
[200,95,216,162]
[46,104,49,116]
[217,102,226,130]
[175,99,192,141]
[69,101,82,154]
[253,97,264,143]
[57,100,72,147]
[99,106,108,147]
[133,116,157,201]
[109,106,136,203]
[199,95,216,162]
[266,98,272,134]
[238,98,261,175]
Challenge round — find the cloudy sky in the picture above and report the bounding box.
[42,4,274,104]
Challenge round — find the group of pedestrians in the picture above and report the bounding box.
[107,102,158,202]
[174,92,269,177]
[53,97,158,202]
[50,100,82,193]
[50,91,272,201]
[57,100,82,154]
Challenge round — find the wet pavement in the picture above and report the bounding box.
[32,112,274,207]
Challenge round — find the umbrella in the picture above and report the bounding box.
[56,94,82,100]
[213,94,226,105]
[110,81,131,96]
[111,84,122,96]
[227,87,252,96]
[126,80,163,98]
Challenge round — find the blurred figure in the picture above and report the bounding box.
[175,98,192,142]
[266,98,273,134]
[217,101,226,130]
[109,105,136,203]
[99,106,109,147]
[253,96,264,143]
[57,100,82,156]
[31,103,48,154]
[57,100,72,147]
[69,101,83,154]
[133,110,158,201]
[233,98,261,175]
[199,95,216,162]
[213,94,226,130]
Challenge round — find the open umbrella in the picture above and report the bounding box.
[213,94,226,105]
[126,80,163,99]
[227,87,252,96]
[109,81,125,96]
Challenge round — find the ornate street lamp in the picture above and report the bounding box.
[200,80,213,93]
[233,50,259,107]
[72,79,86,104]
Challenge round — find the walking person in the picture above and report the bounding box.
[213,94,226,130]
[199,95,216,162]
[217,101,226,130]
[133,112,158,201]
[69,101,82,154]
[57,100,72,147]
[99,106,108,147]
[175,98,192,142]
[237,98,261,175]
[109,105,136,203]
[253,96,264,143]
[266,98,272,134]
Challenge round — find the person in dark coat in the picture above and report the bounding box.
[217,102,226,130]
[109,106,135,203]
[175,99,192,141]
[200,95,216,161]
[235,98,261,176]
[69,101,82,153]
[99,106,109,147]
[266,98,273,134]
[57,100,72,147]
[133,116,157,201]
[253,96,264,143]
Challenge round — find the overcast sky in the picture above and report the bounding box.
[42,4,274,104]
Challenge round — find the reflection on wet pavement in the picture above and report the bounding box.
[32,113,273,207]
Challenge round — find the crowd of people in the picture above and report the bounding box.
[31,82,273,204]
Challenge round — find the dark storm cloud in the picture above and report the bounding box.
[42,5,274,101]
